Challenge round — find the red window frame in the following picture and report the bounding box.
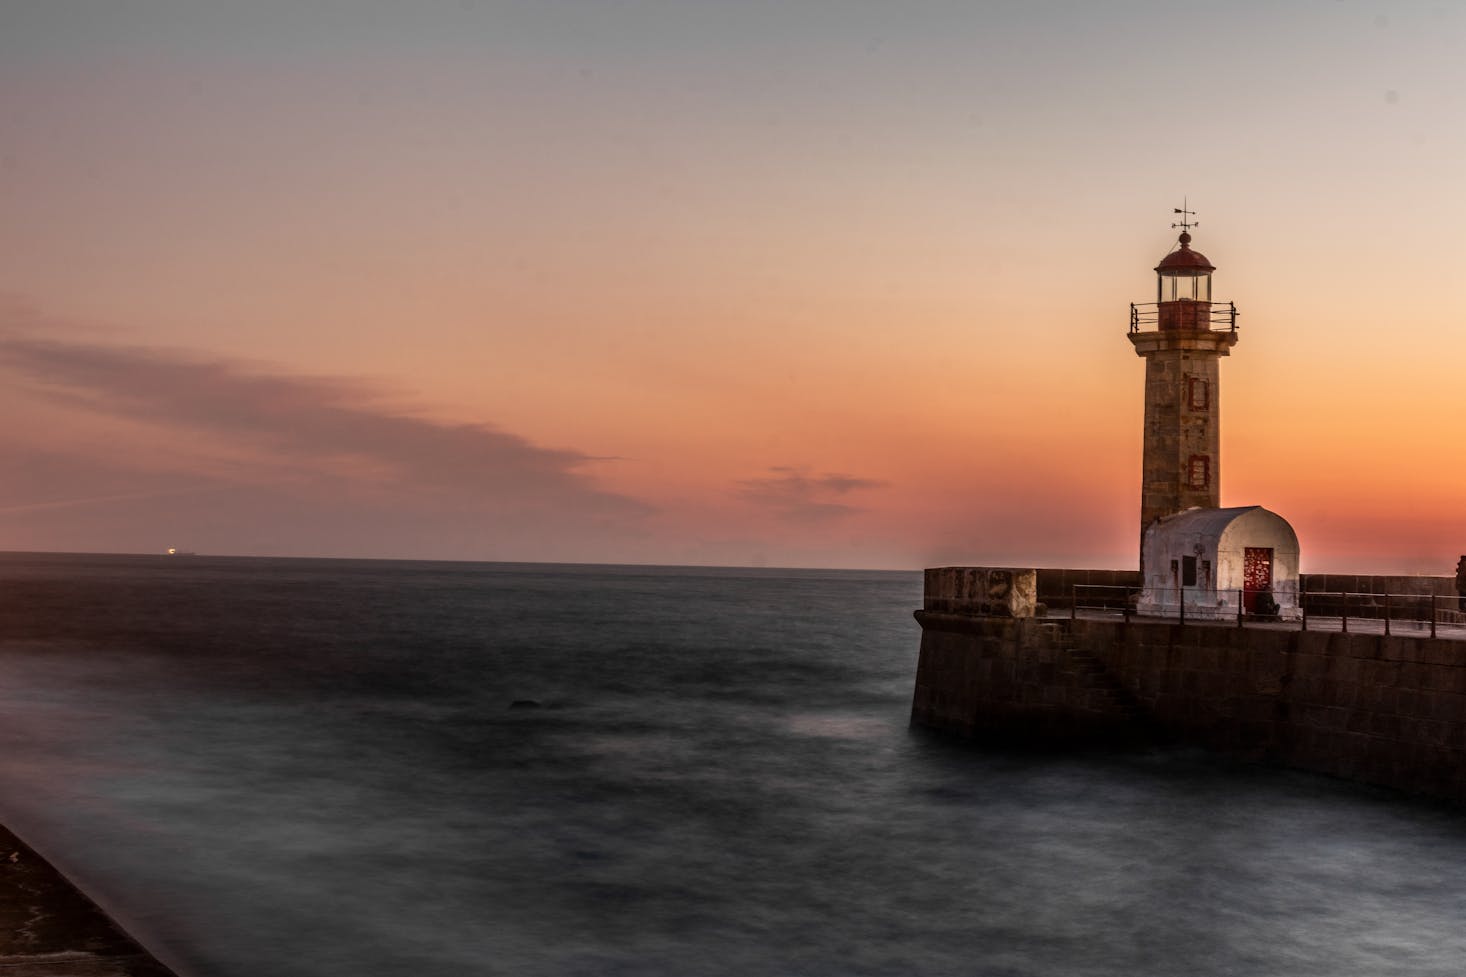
[1186,376,1210,411]
[1187,454,1210,489]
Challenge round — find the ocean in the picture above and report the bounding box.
[0,552,1462,976]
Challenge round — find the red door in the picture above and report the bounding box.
[1243,547,1274,612]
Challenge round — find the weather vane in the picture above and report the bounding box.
[1171,198,1198,234]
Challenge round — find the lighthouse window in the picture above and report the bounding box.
[1187,376,1210,411]
[1160,274,1211,302]
[1188,454,1210,489]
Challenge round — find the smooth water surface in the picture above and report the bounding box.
[0,553,1462,976]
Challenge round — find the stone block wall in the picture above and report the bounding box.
[1301,573,1456,597]
[1035,568,1140,610]
[910,614,1142,742]
[912,613,1466,804]
[1299,574,1461,622]
[924,567,1038,617]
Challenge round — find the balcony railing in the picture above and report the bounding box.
[1129,301,1238,334]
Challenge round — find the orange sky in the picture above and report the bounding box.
[1,2,1463,571]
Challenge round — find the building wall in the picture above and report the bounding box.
[1217,515,1301,608]
[911,611,1466,804]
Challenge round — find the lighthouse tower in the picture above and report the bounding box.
[1128,210,1238,565]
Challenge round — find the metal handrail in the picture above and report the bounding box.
[1129,301,1238,334]
[1066,584,1465,639]
[1300,590,1460,640]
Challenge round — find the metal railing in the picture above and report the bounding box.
[1297,591,1466,638]
[1067,584,1466,639]
[1129,301,1238,334]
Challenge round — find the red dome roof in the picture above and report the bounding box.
[1154,232,1214,275]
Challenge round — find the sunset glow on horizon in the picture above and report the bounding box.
[3,2,1464,573]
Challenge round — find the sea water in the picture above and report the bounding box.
[0,552,1462,976]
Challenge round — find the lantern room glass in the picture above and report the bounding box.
[1157,271,1211,303]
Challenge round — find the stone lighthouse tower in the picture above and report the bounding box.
[1128,210,1238,564]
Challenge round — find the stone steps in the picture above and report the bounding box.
[1063,647,1167,739]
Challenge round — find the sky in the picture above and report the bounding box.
[1,0,1463,572]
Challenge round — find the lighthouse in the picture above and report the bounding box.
[1129,208,1301,620]
[1128,209,1238,556]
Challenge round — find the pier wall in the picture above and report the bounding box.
[913,578,1466,803]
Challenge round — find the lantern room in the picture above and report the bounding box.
[1155,231,1214,329]
[1156,234,1213,301]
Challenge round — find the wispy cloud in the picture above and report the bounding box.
[0,334,649,558]
[0,337,630,501]
[736,466,885,522]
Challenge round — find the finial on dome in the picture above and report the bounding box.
[1154,206,1215,273]
[1171,198,1198,236]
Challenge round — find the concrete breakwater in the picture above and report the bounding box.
[0,822,178,976]
[912,568,1466,804]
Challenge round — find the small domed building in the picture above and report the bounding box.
[1136,506,1301,620]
